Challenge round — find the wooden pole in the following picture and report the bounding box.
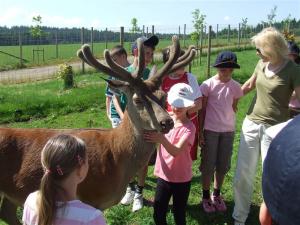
[206,25,212,78]
[81,27,85,73]
[105,28,108,49]
[183,24,186,47]
[216,24,219,45]
[142,25,145,36]
[199,25,203,65]
[120,26,124,46]
[238,23,241,47]
[227,24,230,45]
[19,30,23,67]
[152,25,154,35]
[91,27,94,53]
[55,30,58,58]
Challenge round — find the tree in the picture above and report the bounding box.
[130,17,140,34]
[241,18,248,39]
[30,15,43,39]
[191,9,206,46]
[267,5,277,26]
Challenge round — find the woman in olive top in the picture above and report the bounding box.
[232,27,300,225]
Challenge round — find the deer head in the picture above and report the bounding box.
[77,36,196,134]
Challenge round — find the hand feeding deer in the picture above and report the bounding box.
[0,36,196,225]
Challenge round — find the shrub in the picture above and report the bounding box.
[57,63,75,89]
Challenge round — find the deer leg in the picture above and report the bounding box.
[0,195,20,225]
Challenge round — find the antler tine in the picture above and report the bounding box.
[104,50,135,83]
[80,44,130,82]
[149,35,180,85]
[168,49,196,74]
[132,38,145,79]
[176,45,196,63]
[77,49,93,66]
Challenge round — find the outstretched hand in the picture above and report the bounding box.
[144,130,165,144]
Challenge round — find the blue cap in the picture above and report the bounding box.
[288,41,300,55]
[213,51,240,68]
[262,115,300,225]
[131,35,159,55]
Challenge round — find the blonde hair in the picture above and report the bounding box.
[37,134,86,225]
[251,27,288,64]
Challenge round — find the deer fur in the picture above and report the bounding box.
[0,36,196,225]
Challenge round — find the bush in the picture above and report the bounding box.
[57,63,75,89]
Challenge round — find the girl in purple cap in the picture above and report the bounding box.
[199,51,243,213]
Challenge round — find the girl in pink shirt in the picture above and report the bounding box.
[22,134,106,225]
[199,51,243,213]
[144,83,196,225]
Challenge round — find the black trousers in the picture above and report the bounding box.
[153,178,191,225]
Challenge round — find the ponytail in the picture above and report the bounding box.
[37,172,61,225]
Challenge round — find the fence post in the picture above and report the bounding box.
[206,25,212,78]
[183,24,186,47]
[91,27,94,53]
[199,25,203,65]
[238,23,241,47]
[105,28,108,49]
[142,25,145,36]
[120,26,124,46]
[55,30,58,58]
[19,30,23,67]
[216,24,219,45]
[146,27,149,37]
[178,25,181,39]
[81,27,85,73]
[227,24,230,45]
[152,25,155,35]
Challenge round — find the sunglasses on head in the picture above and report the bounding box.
[256,48,261,54]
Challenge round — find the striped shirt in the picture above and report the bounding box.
[22,191,106,225]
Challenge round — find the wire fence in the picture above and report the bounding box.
[0,23,299,83]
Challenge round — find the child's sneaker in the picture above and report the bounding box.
[132,193,143,212]
[120,187,135,205]
[212,195,227,212]
[202,198,215,213]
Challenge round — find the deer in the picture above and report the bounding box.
[0,35,196,225]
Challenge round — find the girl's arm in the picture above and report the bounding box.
[242,74,257,95]
[105,96,111,119]
[232,98,240,113]
[198,96,207,146]
[295,86,300,101]
[187,97,202,115]
[144,131,190,157]
[112,95,124,120]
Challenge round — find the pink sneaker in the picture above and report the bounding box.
[212,195,227,212]
[202,198,215,213]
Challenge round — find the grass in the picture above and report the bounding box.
[0,49,262,225]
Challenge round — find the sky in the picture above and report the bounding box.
[1,0,299,31]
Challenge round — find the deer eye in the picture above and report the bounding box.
[133,96,143,105]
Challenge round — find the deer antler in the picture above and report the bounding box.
[77,44,134,83]
[148,35,180,88]
[176,45,196,63]
[132,38,145,79]
[168,48,196,74]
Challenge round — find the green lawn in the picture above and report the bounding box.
[0,49,263,225]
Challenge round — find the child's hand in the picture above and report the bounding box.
[199,133,205,147]
[144,130,164,143]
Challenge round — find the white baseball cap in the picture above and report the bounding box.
[167,83,195,108]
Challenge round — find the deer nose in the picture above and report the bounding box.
[160,118,174,133]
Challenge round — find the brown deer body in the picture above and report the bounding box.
[0,36,196,225]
